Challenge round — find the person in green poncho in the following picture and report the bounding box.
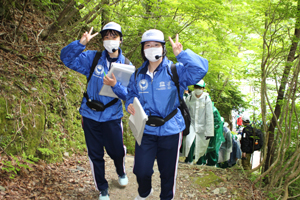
[197,103,225,166]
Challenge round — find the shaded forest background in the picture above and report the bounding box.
[0,0,299,199]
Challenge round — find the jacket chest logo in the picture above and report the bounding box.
[139,79,148,91]
[157,81,166,90]
[95,64,104,75]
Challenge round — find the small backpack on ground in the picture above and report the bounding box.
[251,127,264,151]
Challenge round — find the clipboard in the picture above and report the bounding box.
[129,97,148,146]
[99,63,135,98]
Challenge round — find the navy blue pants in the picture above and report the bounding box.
[134,133,182,200]
[82,117,126,191]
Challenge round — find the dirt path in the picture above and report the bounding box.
[0,153,265,199]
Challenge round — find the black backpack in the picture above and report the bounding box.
[251,127,264,151]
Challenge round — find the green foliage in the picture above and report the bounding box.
[1,0,299,197]
[1,155,32,179]
[208,81,247,121]
[122,104,136,155]
[21,152,40,163]
[37,148,54,156]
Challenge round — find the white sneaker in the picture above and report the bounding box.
[118,174,128,187]
[134,188,154,200]
[99,188,110,200]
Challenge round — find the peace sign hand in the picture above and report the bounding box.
[79,27,99,46]
[169,34,183,57]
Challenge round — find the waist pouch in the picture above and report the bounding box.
[84,92,118,112]
[146,109,177,127]
[86,98,118,111]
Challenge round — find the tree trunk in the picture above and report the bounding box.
[101,0,110,29]
[41,0,91,41]
[264,0,300,174]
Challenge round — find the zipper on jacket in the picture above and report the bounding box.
[150,73,162,136]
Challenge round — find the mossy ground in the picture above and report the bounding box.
[192,170,224,187]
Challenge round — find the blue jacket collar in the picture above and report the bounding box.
[101,48,123,62]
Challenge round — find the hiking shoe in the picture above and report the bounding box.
[99,188,110,200]
[118,174,128,187]
[134,188,154,200]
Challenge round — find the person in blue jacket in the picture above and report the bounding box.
[126,29,208,200]
[60,22,131,200]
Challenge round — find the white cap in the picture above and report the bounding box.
[141,29,165,44]
[242,115,250,123]
[100,22,122,36]
[195,80,205,87]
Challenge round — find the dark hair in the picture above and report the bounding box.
[101,30,122,41]
[141,42,167,61]
[194,85,204,89]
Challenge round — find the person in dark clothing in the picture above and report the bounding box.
[240,115,253,170]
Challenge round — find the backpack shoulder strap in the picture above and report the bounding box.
[104,98,119,108]
[170,63,179,85]
[252,126,256,136]
[87,51,102,83]
[134,68,138,81]
[125,57,130,65]
[167,63,182,101]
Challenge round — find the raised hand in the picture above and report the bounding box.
[168,34,183,57]
[79,27,99,46]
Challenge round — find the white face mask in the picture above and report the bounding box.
[194,89,203,96]
[144,47,163,62]
[103,40,120,53]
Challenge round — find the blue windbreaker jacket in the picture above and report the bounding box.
[60,40,131,122]
[125,49,208,136]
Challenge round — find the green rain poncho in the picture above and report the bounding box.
[206,103,225,153]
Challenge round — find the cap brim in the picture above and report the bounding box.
[100,29,122,37]
[140,40,165,44]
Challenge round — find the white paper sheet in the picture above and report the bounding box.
[99,63,135,98]
[129,97,148,146]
